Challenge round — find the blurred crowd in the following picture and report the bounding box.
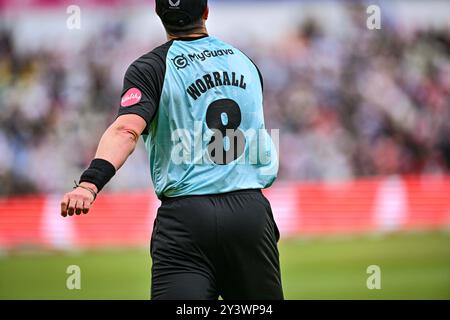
[0,5,449,195]
[262,14,450,182]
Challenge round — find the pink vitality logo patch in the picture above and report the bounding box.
[121,88,142,107]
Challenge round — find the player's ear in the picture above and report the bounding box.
[203,6,209,20]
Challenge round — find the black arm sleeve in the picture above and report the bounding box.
[117,41,173,134]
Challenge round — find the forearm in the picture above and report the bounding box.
[79,117,144,193]
[94,123,140,171]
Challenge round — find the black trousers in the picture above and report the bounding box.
[150,189,283,300]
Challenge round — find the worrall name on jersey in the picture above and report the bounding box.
[186,71,247,100]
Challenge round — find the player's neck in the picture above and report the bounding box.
[166,29,209,41]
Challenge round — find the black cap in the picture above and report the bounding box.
[156,0,208,29]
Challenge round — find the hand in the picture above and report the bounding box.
[61,182,98,217]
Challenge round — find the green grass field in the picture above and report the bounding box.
[0,232,449,299]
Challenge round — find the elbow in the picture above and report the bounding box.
[113,124,140,145]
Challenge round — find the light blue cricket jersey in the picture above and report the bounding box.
[118,35,278,198]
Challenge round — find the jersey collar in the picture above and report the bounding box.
[172,34,209,42]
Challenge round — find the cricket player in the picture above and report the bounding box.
[60,0,283,300]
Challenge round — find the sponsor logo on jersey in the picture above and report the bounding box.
[172,54,189,69]
[121,88,142,107]
[172,49,235,69]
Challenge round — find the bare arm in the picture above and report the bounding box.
[60,114,147,217]
[95,114,145,170]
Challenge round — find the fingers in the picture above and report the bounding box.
[82,200,91,215]
[61,189,94,218]
[67,198,77,216]
[75,199,82,215]
[61,194,69,217]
